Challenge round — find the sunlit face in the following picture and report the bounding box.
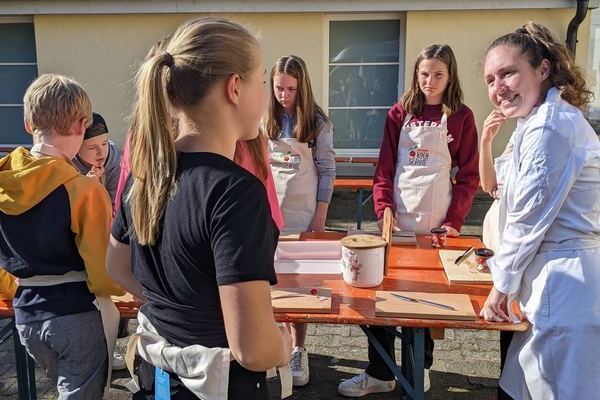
[273,73,298,113]
[77,133,109,167]
[483,45,550,119]
[417,58,450,104]
[239,55,267,141]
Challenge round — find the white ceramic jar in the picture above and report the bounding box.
[341,235,387,288]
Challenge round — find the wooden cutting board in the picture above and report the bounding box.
[439,249,493,284]
[375,291,476,321]
[271,287,332,313]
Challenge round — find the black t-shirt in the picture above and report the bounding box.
[112,152,278,348]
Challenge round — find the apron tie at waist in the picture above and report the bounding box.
[16,270,119,390]
[126,311,293,399]
[17,270,87,286]
[538,237,600,253]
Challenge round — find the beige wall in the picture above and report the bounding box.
[34,13,324,148]
[34,9,592,155]
[405,9,592,156]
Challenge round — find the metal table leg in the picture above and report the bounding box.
[361,326,415,399]
[356,189,364,229]
[362,326,425,400]
[12,321,37,400]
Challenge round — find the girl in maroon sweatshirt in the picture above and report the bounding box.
[338,44,479,398]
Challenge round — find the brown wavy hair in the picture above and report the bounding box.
[129,18,259,245]
[401,44,463,116]
[264,55,328,143]
[487,21,593,110]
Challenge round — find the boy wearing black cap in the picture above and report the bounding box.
[73,112,121,207]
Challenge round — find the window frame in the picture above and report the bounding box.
[323,13,406,157]
[0,17,36,148]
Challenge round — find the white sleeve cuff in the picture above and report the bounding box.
[488,256,522,295]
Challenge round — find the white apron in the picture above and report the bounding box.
[124,311,292,399]
[269,138,318,232]
[494,105,600,399]
[482,143,513,252]
[393,113,452,234]
[17,271,120,389]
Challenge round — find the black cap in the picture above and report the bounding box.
[84,112,109,140]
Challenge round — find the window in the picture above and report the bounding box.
[0,21,37,147]
[326,16,404,156]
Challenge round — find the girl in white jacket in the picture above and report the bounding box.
[481,22,600,400]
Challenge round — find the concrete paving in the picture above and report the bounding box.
[1,190,499,399]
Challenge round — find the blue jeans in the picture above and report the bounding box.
[16,310,108,400]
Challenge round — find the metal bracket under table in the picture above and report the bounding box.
[361,325,425,400]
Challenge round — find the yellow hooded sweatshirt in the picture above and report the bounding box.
[0,147,123,318]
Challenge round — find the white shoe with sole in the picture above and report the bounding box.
[338,372,395,397]
[289,346,309,386]
[424,368,431,392]
[112,351,127,371]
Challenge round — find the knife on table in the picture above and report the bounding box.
[391,292,457,311]
[454,246,475,266]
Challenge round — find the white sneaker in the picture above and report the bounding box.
[112,351,127,371]
[424,368,430,393]
[338,372,395,397]
[289,347,309,386]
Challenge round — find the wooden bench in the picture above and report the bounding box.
[334,156,377,229]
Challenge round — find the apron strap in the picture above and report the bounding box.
[402,113,413,129]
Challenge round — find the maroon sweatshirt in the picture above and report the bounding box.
[373,103,479,231]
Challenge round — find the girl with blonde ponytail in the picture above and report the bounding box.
[106,18,292,399]
[481,22,600,400]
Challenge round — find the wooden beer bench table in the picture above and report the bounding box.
[0,234,528,400]
[334,156,378,229]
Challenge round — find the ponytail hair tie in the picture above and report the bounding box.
[161,52,175,68]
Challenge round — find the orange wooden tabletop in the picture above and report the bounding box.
[388,236,484,270]
[333,177,373,190]
[0,235,528,332]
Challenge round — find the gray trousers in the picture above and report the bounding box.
[16,310,108,400]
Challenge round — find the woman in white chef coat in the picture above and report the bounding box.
[481,22,600,400]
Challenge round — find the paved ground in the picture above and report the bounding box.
[1,190,498,400]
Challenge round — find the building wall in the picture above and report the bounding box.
[33,13,324,148]
[34,8,592,154]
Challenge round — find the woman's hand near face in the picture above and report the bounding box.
[481,109,506,145]
[479,109,505,194]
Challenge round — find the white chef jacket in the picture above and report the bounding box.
[488,87,600,400]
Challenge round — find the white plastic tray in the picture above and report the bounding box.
[274,241,342,274]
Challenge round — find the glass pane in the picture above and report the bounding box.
[331,108,389,149]
[0,106,31,145]
[0,65,38,104]
[329,20,399,63]
[0,24,37,63]
[329,65,398,107]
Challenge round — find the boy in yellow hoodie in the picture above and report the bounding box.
[0,74,123,399]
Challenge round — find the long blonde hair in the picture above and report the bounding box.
[401,44,463,116]
[129,18,259,245]
[487,21,593,110]
[264,55,328,143]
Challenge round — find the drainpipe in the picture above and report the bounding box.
[566,0,589,58]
